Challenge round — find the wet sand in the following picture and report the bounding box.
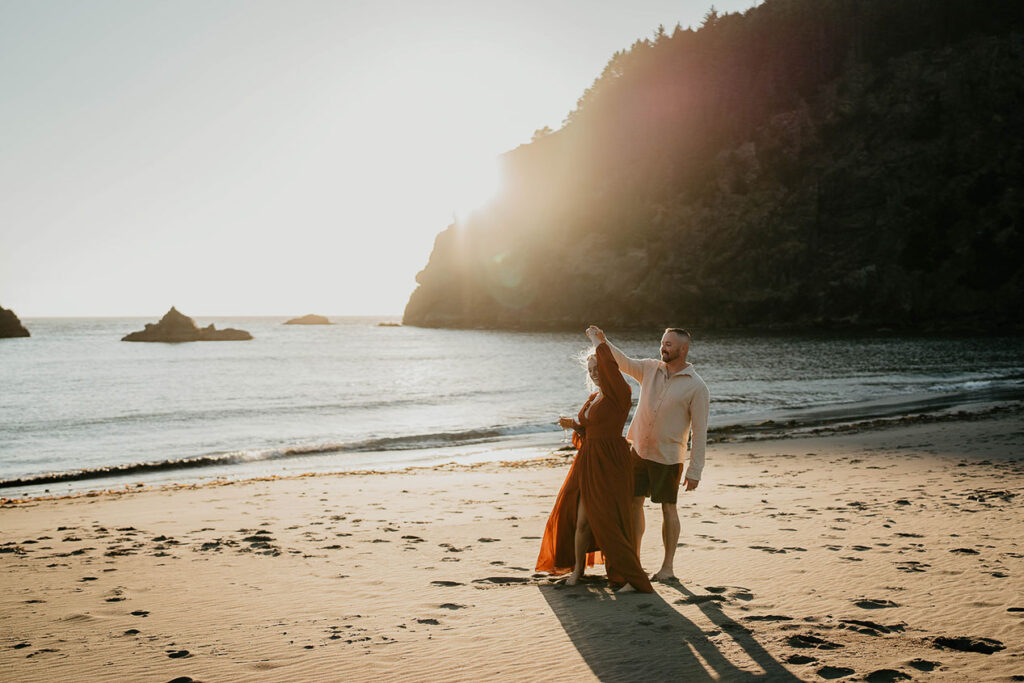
[2,406,1022,681]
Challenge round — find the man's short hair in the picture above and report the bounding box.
[664,327,691,343]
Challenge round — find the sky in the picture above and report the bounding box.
[1,0,755,317]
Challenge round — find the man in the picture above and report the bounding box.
[587,325,710,581]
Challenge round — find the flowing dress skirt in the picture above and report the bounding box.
[536,433,653,593]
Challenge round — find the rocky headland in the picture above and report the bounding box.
[283,314,333,325]
[403,1,1024,331]
[122,307,252,342]
[0,306,30,338]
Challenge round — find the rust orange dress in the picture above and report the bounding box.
[535,342,653,593]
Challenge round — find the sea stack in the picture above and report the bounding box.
[122,307,252,342]
[283,314,333,325]
[0,305,30,338]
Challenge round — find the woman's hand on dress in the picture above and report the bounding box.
[558,416,575,429]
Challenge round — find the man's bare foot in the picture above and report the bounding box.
[566,572,582,586]
[616,583,636,593]
[651,570,677,582]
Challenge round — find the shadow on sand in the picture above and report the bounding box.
[539,579,799,682]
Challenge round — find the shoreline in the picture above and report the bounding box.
[2,408,1023,680]
[4,393,1021,501]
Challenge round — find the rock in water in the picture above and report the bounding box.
[121,307,252,342]
[0,306,30,338]
[283,314,332,325]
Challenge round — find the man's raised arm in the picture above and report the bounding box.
[586,325,644,382]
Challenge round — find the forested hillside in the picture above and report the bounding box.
[404,0,1024,330]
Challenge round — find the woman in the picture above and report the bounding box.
[536,326,653,593]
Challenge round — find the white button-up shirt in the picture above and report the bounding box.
[607,342,710,481]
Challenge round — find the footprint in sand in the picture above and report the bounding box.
[416,618,440,625]
[931,635,1005,654]
[854,599,899,610]
[439,603,466,610]
[675,595,726,605]
[430,580,464,587]
[906,658,940,671]
[894,561,929,573]
[783,654,816,665]
[439,543,465,553]
[130,610,150,617]
[166,649,191,658]
[839,619,905,636]
[865,669,912,682]
[472,576,532,585]
[786,634,843,650]
[817,665,856,679]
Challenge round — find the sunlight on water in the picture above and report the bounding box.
[2,318,1023,494]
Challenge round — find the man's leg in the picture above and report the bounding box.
[652,502,680,581]
[630,450,648,557]
[632,496,645,556]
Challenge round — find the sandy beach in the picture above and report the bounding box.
[2,406,1022,682]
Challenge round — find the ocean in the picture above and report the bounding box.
[2,317,1023,498]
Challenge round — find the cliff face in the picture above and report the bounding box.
[404,2,1024,331]
[0,306,30,338]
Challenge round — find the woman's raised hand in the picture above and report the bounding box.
[586,325,606,345]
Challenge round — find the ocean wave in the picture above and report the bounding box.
[2,389,506,434]
[0,423,554,489]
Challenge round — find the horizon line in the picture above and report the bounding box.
[17,312,404,320]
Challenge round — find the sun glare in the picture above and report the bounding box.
[449,156,503,223]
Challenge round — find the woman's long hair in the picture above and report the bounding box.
[576,347,597,393]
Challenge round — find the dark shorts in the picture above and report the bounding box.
[632,450,683,504]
